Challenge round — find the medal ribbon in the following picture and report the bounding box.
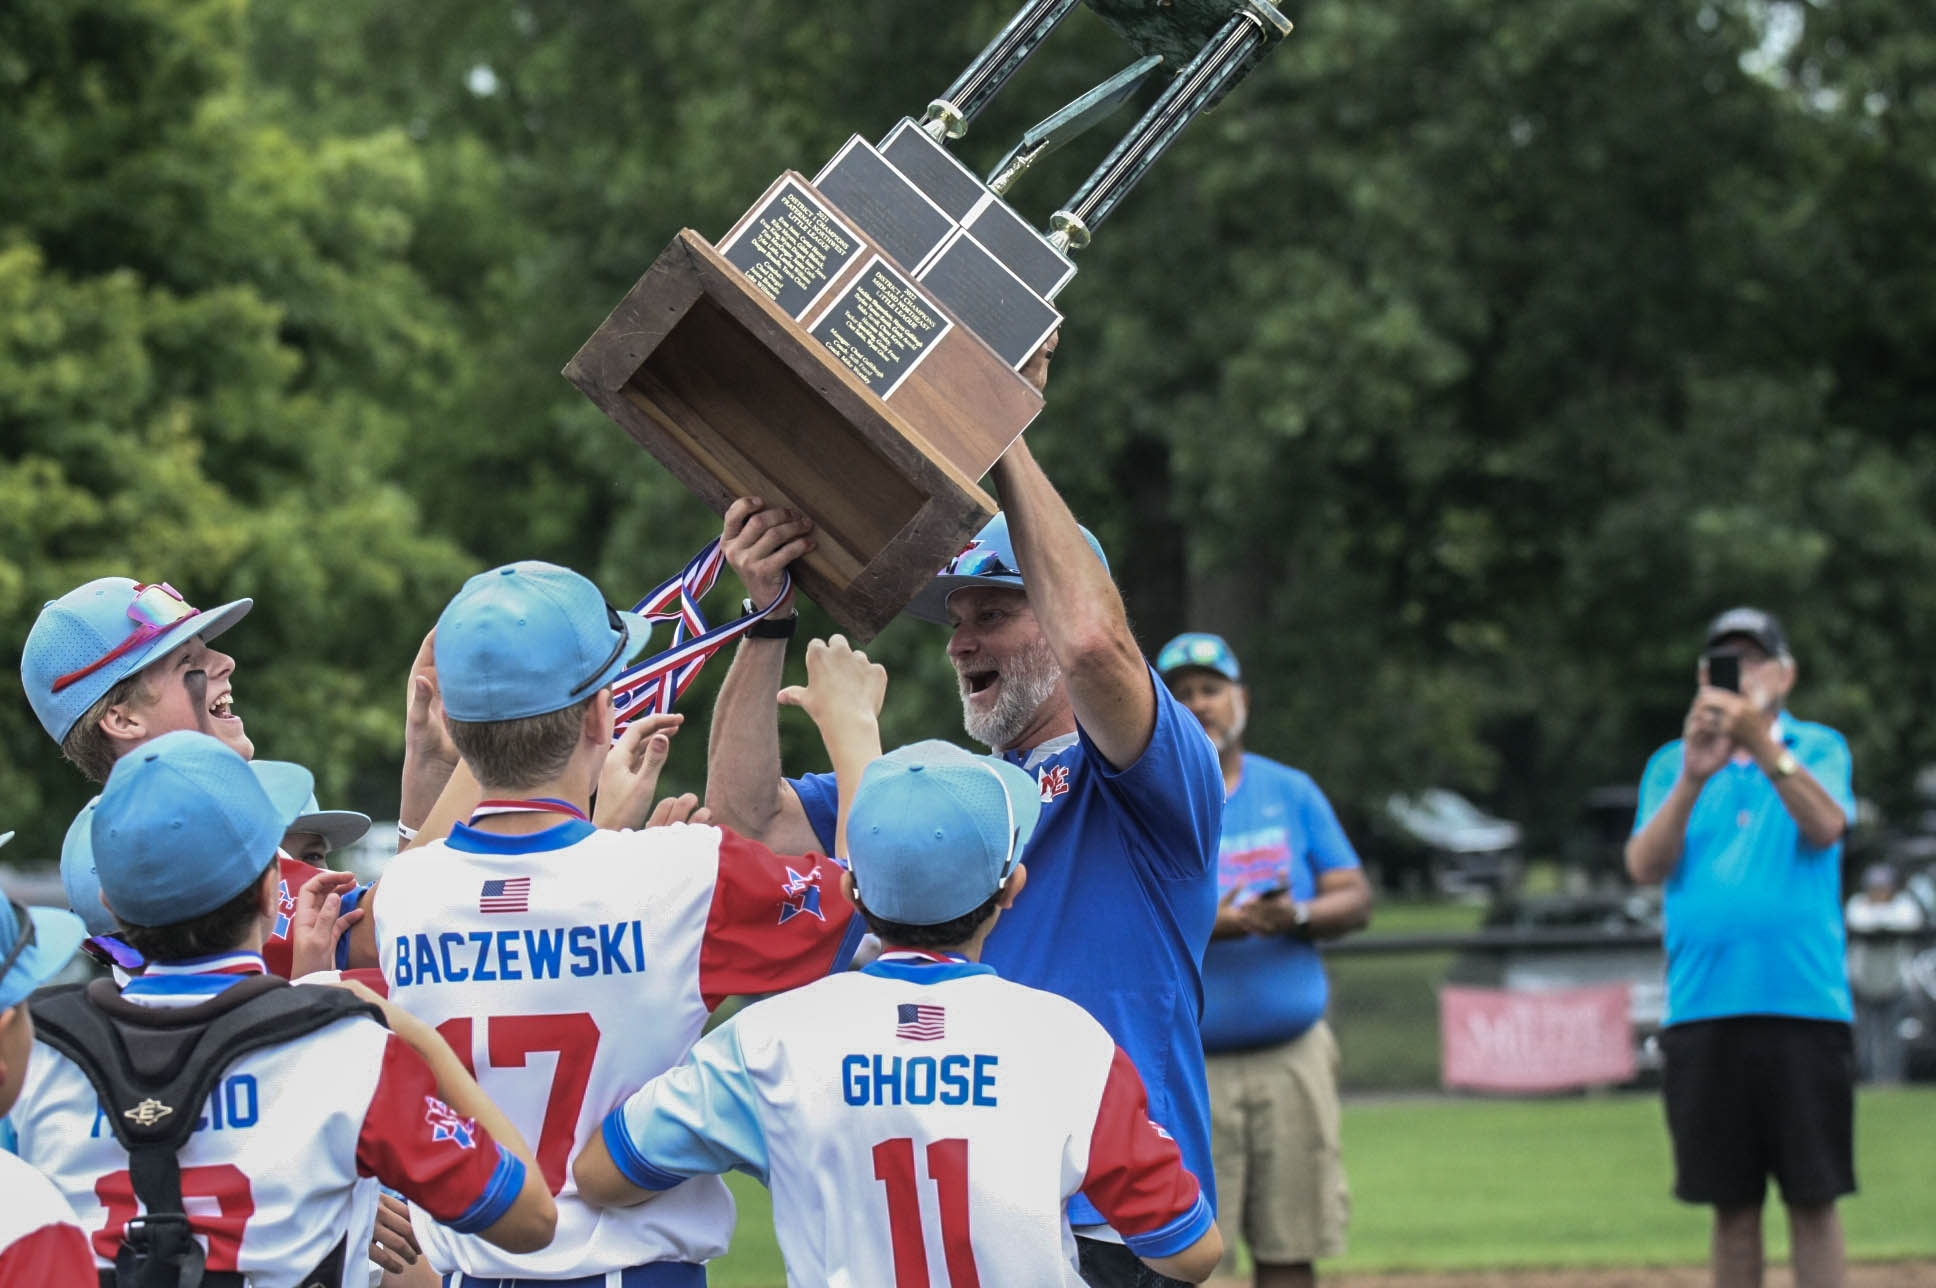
[610,539,793,732]
[468,798,591,824]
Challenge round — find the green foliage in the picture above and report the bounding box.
[7,0,1936,866]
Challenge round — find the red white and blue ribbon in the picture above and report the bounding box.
[610,539,793,732]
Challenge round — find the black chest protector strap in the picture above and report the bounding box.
[31,975,384,1288]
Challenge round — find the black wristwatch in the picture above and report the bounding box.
[742,598,798,640]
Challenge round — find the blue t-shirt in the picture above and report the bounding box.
[1633,715,1856,1026]
[791,665,1223,1227]
[1200,754,1361,1053]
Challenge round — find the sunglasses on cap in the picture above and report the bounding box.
[947,547,1021,579]
[568,604,629,698]
[0,900,37,984]
[50,582,202,695]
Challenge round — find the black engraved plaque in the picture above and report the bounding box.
[718,179,863,318]
[964,200,1076,301]
[808,257,953,396]
[880,119,987,222]
[917,234,1061,369]
[816,138,957,274]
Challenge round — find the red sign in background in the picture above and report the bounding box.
[1439,983,1636,1092]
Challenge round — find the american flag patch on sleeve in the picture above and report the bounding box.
[479,877,531,914]
[896,1003,945,1041]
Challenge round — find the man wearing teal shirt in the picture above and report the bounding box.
[1627,607,1856,1288]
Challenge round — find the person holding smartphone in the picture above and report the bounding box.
[1156,633,1372,1288]
[1625,607,1857,1288]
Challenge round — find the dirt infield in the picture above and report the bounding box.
[1211,1265,1935,1288]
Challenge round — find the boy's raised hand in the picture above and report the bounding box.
[778,636,887,733]
[594,713,685,830]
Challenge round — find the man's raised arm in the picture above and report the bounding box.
[992,433,1156,771]
[703,497,825,852]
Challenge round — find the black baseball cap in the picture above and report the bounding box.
[1704,606,1789,658]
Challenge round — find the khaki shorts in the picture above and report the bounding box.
[1207,1020,1350,1269]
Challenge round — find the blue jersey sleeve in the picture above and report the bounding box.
[1076,665,1223,881]
[1292,775,1361,874]
[787,773,839,855]
[607,1021,770,1188]
[1800,728,1856,824]
[1632,742,1684,835]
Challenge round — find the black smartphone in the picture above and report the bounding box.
[1706,652,1740,693]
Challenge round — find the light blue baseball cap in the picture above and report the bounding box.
[1156,632,1241,683]
[0,832,88,1010]
[250,760,371,852]
[847,740,1041,926]
[91,731,299,929]
[22,577,252,743]
[60,799,114,936]
[435,562,653,722]
[903,512,1110,626]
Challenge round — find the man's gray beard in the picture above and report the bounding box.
[960,637,1063,750]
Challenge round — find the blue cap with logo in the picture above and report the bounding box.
[91,731,300,929]
[0,831,88,1010]
[251,760,371,852]
[435,562,652,722]
[1155,632,1241,683]
[22,577,252,743]
[904,512,1110,626]
[847,740,1041,926]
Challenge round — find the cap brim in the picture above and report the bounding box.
[125,597,254,679]
[903,575,1024,626]
[982,756,1043,862]
[0,905,89,1008]
[589,610,655,692]
[287,810,372,851]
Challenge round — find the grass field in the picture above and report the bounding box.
[702,1085,1936,1286]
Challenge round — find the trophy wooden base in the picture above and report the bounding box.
[564,223,1043,640]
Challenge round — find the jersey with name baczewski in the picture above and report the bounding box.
[10,955,523,1288]
[608,956,1214,1287]
[373,816,861,1278]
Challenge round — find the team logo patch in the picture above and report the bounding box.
[424,1096,478,1149]
[779,864,825,924]
[896,1003,946,1041]
[1038,764,1071,802]
[123,1098,173,1128]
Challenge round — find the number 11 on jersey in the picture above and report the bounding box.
[873,1137,981,1288]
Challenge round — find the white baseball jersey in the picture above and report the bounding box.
[608,951,1213,1287]
[0,1150,93,1285]
[11,952,523,1288]
[372,814,862,1278]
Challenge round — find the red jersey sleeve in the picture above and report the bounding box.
[261,856,326,979]
[0,1221,94,1287]
[355,1034,526,1233]
[1081,1045,1211,1255]
[696,827,861,1010]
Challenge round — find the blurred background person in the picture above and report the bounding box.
[1626,607,1856,1288]
[1844,862,1924,1084]
[1158,632,1371,1288]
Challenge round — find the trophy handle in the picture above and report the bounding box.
[986,54,1165,197]
[923,0,1085,140]
[1049,0,1293,251]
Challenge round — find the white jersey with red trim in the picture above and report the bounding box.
[0,1151,94,1287]
[10,954,525,1288]
[606,954,1213,1287]
[372,815,861,1278]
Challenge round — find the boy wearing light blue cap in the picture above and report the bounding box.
[576,735,1223,1286]
[11,731,557,1284]
[372,565,870,1284]
[0,831,94,1284]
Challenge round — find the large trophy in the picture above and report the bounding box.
[567,0,1293,639]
